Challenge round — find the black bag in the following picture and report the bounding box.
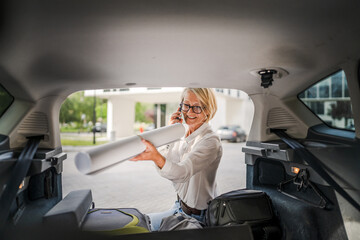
[205,189,281,240]
[81,208,150,235]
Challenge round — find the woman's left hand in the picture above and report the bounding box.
[130,138,166,169]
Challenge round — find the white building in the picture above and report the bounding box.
[85,88,254,140]
[299,70,354,130]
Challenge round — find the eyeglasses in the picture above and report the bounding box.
[180,103,204,114]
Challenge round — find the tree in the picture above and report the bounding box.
[59,97,76,124]
[135,102,154,123]
[96,98,108,122]
[60,91,107,126]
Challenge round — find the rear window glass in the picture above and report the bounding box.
[298,70,355,131]
[0,84,14,118]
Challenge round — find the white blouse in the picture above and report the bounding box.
[157,123,223,210]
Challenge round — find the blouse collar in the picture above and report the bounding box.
[184,122,210,143]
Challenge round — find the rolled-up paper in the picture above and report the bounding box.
[75,123,185,174]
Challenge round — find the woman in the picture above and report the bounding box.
[131,88,222,231]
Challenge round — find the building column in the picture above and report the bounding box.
[107,97,136,140]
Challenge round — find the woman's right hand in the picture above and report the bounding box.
[130,138,165,169]
[169,107,183,125]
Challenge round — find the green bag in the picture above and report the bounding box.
[82,208,150,235]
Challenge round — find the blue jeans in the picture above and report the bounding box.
[146,201,206,231]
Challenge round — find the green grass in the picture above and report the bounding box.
[60,128,91,133]
[61,139,108,146]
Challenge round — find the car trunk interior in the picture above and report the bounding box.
[244,125,360,240]
[1,1,360,239]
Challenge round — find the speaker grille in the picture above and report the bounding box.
[18,111,49,134]
[267,107,297,128]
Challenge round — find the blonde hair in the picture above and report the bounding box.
[181,88,218,122]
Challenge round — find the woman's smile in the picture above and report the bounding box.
[186,116,197,120]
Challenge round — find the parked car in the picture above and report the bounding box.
[217,125,246,143]
[0,1,359,240]
[92,122,107,132]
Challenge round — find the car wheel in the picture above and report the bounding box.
[236,137,241,143]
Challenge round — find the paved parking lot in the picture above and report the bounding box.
[62,142,246,214]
